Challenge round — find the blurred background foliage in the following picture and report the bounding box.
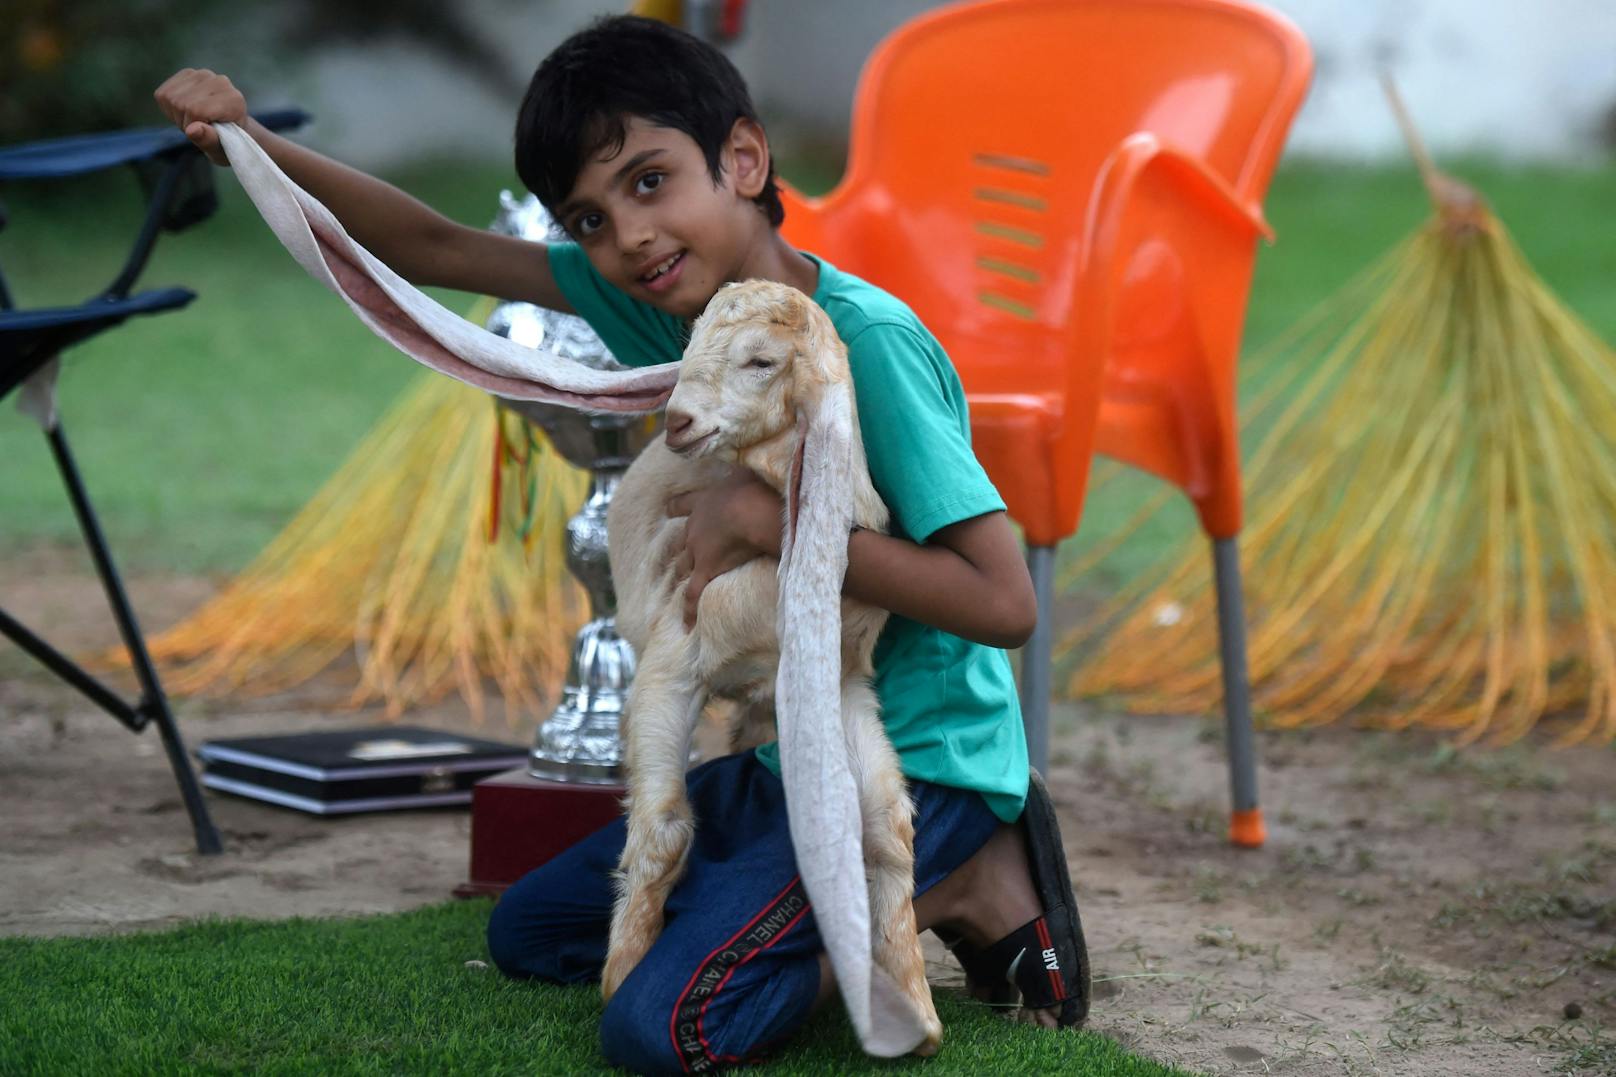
[2,0,213,141]
[0,0,527,143]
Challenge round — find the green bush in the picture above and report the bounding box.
[1,0,217,143]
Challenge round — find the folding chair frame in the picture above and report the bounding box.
[1,112,309,855]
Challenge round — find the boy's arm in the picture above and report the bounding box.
[154,68,571,311]
[669,472,1039,650]
[844,512,1038,650]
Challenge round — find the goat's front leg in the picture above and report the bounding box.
[841,678,942,1055]
[602,633,705,1001]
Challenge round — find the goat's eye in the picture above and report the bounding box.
[743,356,774,371]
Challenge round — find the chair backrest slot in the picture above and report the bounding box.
[973,187,1048,212]
[974,221,1044,248]
[972,152,1052,176]
[976,256,1042,284]
[978,291,1038,320]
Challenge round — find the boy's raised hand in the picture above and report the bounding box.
[153,69,247,166]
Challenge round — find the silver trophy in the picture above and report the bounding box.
[485,192,659,783]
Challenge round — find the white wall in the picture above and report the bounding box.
[1267,0,1616,160]
[239,0,1616,168]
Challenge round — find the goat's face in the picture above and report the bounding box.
[663,280,844,459]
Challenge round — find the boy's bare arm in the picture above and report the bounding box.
[670,472,1039,650]
[841,513,1038,650]
[242,120,571,307]
[153,68,571,311]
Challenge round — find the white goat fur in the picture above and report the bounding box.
[602,280,942,1053]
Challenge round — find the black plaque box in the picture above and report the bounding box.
[197,726,529,815]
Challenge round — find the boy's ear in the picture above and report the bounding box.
[725,117,771,200]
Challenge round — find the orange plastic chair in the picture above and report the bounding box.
[779,0,1311,846]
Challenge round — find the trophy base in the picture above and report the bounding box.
[454,767,625,899]
[528,753,622,785]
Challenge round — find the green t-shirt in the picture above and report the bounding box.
[549,245,1028,822]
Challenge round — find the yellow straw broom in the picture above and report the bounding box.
[1060,85,1616,747]
[133,307,589,726]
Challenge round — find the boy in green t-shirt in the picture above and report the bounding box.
[156,14,1087,1069]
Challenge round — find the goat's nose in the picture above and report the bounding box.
[665,408,694,439]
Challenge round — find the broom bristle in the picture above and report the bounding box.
[1062,206,1616,746]
[128,365,588,727]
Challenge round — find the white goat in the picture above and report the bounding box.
[602,280,941,1054]
[209,127,930,1053]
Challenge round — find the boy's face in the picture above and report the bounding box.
[554,116,767,320]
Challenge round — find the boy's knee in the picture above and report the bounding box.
[485,889,583,982]
[484,897,531,979]
[485,857,614,983]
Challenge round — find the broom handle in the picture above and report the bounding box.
[1379,74,1446,205]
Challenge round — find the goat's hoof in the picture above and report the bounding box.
[912,1018,944,1057]
[904,980,944,1056]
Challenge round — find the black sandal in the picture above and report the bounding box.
[940,769,1091,1027]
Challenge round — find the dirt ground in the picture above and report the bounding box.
[3,545,1613,1075]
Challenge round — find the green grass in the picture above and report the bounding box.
[1,154,1612,575]
[0,901,1191,1076]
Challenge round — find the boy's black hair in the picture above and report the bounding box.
[515,16,784,228]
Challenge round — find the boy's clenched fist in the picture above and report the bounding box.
[153,68,246,166]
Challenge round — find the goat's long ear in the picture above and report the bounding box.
[774,301,930,1055]
[782,381,853,562]
[783,296,853,533]
[782,368,859,595]
[786,292,846,413]
[781,300,854,552]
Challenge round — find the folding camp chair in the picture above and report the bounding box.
[0,110,309,855]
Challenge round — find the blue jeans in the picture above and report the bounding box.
[485,751,999,1074]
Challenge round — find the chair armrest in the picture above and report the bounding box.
[1091,132,1271,244]
[1073,132,1276,388]
[0,109,311,182]
[1072,132,1275,534]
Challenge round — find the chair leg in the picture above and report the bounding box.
[1211,536,1264,848]
[1021,545,1055,777]
[0,607,145,729]
[45,422,223,856]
